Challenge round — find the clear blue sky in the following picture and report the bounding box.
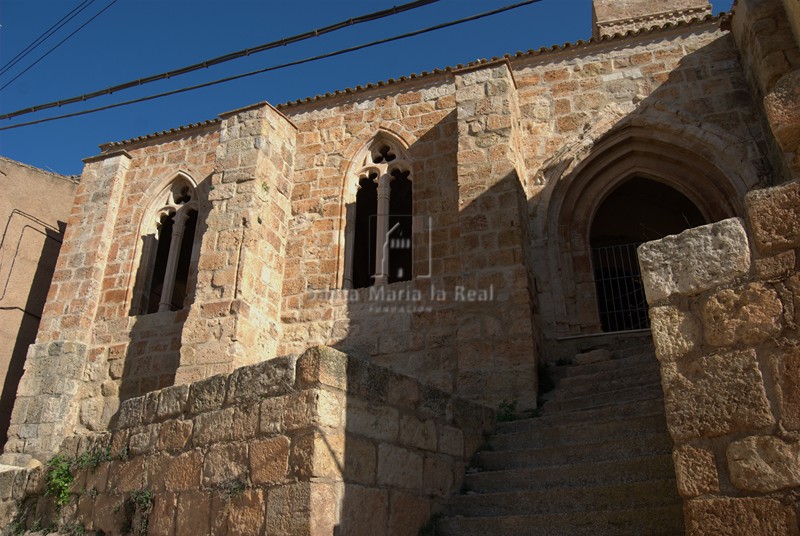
[0,0,729,176]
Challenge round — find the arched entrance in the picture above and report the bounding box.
[590,177,706,332]
[536,124,754,339]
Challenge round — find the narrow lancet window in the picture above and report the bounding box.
[349,138,413,288]
[135,176,199,314]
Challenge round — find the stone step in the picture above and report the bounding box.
[546,368,663,401]
[496,397,666,433]
[556,352,659,379]
[539,382,664,413]
[490,413,669,451]
[437,504,685,536]
[474,432,673,471]
[447,479,681,517]
[464,454,677,493]
[554,360,660,389]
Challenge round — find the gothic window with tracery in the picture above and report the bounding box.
[348,140,413,289]
[134,176,199,314]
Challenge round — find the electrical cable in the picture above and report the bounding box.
[0,0,543,132]
[0,0,121,92]
[0,0,96,77]
[0,0,442,120]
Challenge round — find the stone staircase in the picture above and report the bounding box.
[437,345,685,536]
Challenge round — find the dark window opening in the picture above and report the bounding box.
[591,177,706,332]
[172,209,197,310]
[147,213,174,314]
[353,176,378,289]
[388,170,413,284]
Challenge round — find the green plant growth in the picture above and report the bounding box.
[125,489,154,536]
[45,454,74,508]
[9,498,34,536]
[75,446,112,470]
[218,478,246,502]
[497,399,518,422]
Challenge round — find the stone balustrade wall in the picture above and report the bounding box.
[0,345,493,535]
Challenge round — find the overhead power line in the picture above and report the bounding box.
[0,0,97,77]
[0,0,442,120]
[0,0,121,92]
[0,0,543,132]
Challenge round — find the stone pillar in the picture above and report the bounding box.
[3,151,131,462]
[592,0,712,38]
[639,184,800,534]
[452,60,538,409]
[175,103,296,384]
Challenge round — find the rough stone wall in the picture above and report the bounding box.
[0,158,77,447]
[2,123,223,461]
[638,180,800,534]
[176,103,296,384]
[0,346,493,536]
[732,0,800,176]
[278,73,539,409]
[518,22,771,349]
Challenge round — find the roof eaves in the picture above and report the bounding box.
[276,13,725,110]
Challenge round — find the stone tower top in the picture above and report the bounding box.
[592,0,712,38]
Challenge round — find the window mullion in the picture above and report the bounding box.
[373,171,391,286]
[158,209,188,312]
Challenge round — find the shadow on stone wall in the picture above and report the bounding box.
[0,222,65,447]
[115,175,213,411]
[326,114,537,533]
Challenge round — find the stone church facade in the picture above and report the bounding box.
[1,0,799,533]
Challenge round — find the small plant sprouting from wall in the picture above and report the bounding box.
[125,489,154,536]
[496,399,517,422]
[75,446,112,470]
[45,454,74,508]
[218,478,246,502]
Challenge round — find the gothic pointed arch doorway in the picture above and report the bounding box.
[590,177,706,332]
[538,124,753,340]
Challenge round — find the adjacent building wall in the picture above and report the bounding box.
[0,157,77,448]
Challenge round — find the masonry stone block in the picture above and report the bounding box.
[763,338,800,430]
[249,435,290,485]
[661,349,775,440]
[754,249,796,280]
[220,489,266,536]
[389,490,431,536]
[203,442,248,486]
[225,355,296,405]
[746,179,800,255]
[347,398,400,443]
[165,450,203,492]
[377,444,423,490]
[672,444,720,498]
[639,218,751,303]
[296,345,348,390]
[684,497,800,536]
[264,482,312,535]
[192,407,234,445]
[339,484,388,535]
[176,490,212,536]
[186,374,227,416]
[649,306,702,361]
[700,282,784,346]
[156,384,190,420]
[764,70,800,154]
[727,435,800,492]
